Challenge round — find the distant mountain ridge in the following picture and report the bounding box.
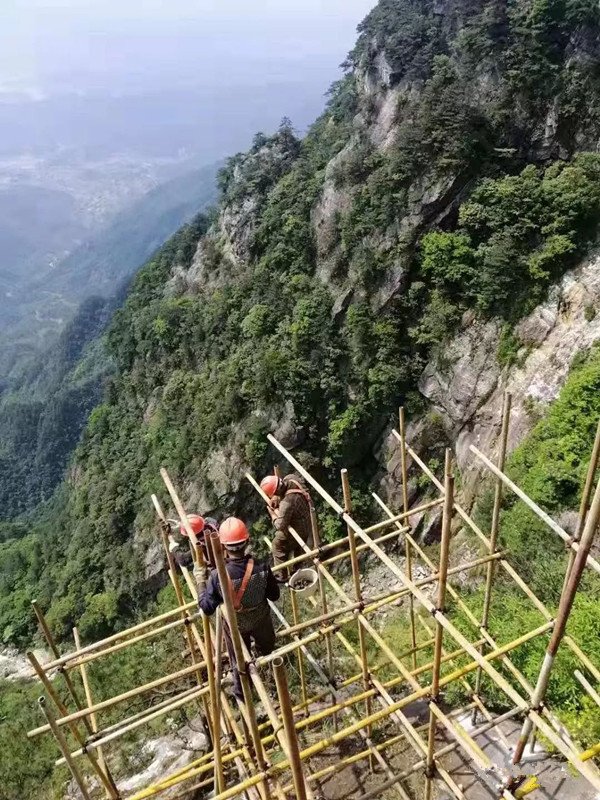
[0,161,219,382]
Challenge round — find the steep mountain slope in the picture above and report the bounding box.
[3,0,600,647]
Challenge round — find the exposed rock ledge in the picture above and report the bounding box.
[379,253,600,506]
[0,647,51,682]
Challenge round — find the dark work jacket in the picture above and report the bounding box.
[199,554,280,633]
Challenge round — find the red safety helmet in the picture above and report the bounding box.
[180,514,205,537]
[219,517,250,548]
[260,475,281,498]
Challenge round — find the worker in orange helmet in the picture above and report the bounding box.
[260,473,313,582]
[168,514,218,570]
[197,517,280,701]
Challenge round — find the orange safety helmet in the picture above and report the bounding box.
[260,475,281,498]
[219,517,250,547]
[180,514,205,537]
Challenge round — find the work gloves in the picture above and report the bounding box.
[194,564,208,595]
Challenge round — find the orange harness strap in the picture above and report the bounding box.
[227,559,254,612]
[285,479,313,507]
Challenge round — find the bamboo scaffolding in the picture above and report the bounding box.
[513,471,600,764]
[266,433,600,791]
[250,468,515,800]
[28,419,600,800]
[404,437,600,685]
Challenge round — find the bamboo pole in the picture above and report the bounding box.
[341,467,373,771]
[399,407,418,671]
[160,467,205,569]
[470,445,600,576]
[73,627,116,799]
[513,471,600,764]
[31,600,93,732]
[213,609,225,794]
[574,670,600,708]
[28,655,213,738]
[272,657,308,800]
[425,449,453,800]
[289,588,308,715]
[152,494,214,748]
[209,531,272,798]
[39,696,92,800]
[562,419,600,593]
[310,504,337,731]
[40,601,197,673]
[473,392,512,723]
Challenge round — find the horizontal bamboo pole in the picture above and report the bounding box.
[41,600,198,672]
[267,502,439,576]
[28,654,215,738]
[59,684,211,763]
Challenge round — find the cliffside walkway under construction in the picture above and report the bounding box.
[25,395,600,800]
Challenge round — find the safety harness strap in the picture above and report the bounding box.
[228,559,255,612]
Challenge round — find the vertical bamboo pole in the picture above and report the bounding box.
[561,419,600,594]
[310,504,337,731]
[27,650,88,745]
[31,653,120,799]
[472,392,511,722]
[341,468,373,772]
[39,696,92,800]
[152,494,214,745]
[400,407,418,672]
[160,468,205,569]
[73,627,113,799]
[289,590,308,715]
[209,531,272,799]
[213,609,226,794]
[425,449,453,800]
[273,657,308,800]
[31,600,93,736]
[513,471,600,764]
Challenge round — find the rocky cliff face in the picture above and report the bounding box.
[378,251,600,514]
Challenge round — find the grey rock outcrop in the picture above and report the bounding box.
[378,253,600,507]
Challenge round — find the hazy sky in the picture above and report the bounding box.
[2,1,375,94]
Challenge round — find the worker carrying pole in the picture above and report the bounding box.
[196,517,280,700]
[260,473,314,582]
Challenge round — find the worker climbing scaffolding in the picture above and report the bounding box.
[261,472,314,581]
